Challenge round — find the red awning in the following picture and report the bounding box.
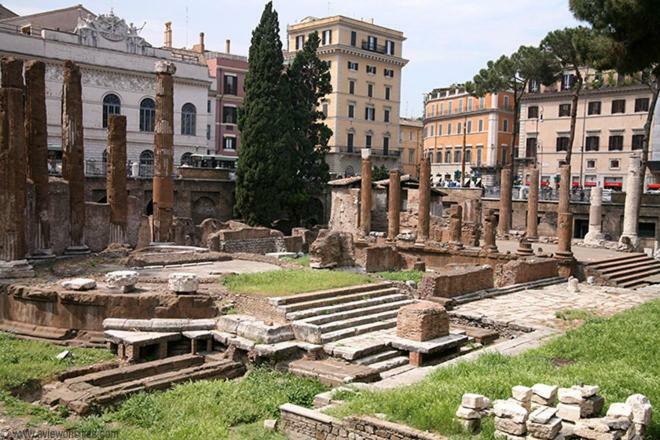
[585,181,597,187]
[648,183,660,190]
[604,182,623,188]
[541,181,550,187]
[572,182,580,187]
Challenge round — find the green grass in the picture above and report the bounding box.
[282,255,310,267]
[330,299,660,439]
[69,368,328,439]
[555,308,596,321]
[223,269,372,296]
[376,270,425,284]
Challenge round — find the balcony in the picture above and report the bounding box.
[361,40,388,55]
[335,145,401,158]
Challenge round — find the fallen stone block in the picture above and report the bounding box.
[527,416,561,439]
[494,400,528,424]
[558,387,584,405]
[512,386,532,403]
[461,393,490,410]
[573,384,600,398]
[61,278,97,291]
[582,395,605,418]
[168,272,199,293]
[529,406,558,424]
[495,417,526,435]
[557,402,582,423]
[396,301,449,342]
[606,403,633,420]
[455,405,481,420]
[625,394,652,426]
[532,384,558,406]
[105,270,139,292]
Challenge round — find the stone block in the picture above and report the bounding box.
[105,270,139,293]
[574,417,631,440]
[495,417,527,436]
[527,416,561,439]
[530,406,558,424]
[362,245,401,272]
[573,384,600,398]
[455,405,481,420]
[558,387,584,405]
[557,403,582,423]
[396,301,448,342]
[494,400,528,424]
[532,384,558,405]
[168,272,199,293]
[461,393,490,410]
[494,430,526,440]
[60,278,96,291]
[606,403,633,420]
[582,395,605,418]
[625,394,652,426]
[512,386,532,402]
[418,265,493,299]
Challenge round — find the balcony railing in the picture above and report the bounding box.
[361,40,388,55]
[482,186,608,202]
[335,146,401,158]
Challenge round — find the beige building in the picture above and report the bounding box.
[286,16,407,178]
[399,118,423,178]
[519,76,653,192]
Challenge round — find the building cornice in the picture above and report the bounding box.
[423,108,512,124]
[521,85,651,103]
[285,44,408,67]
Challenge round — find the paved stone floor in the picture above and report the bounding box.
[453,282,660,330]
[496,239,627,263]
[136,259,281,279]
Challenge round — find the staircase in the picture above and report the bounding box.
[271,282,414,345]
[584,253,660,288]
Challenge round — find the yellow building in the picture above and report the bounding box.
[399,118,423,178]
[423,86,515,185]
[286,16,407,178]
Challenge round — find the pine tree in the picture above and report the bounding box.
[235,2,291,226]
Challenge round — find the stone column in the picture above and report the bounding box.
[0,58,34,277]
[107,115,128,244]
[584,186,605,244]
[61,60,89,255]
[526,166,539,241]
[449,205,463,249]
[558,164,571,215]
[25,60,52,256]
[387,169,401,241]
[482,209,498,253]
[359,148,372,236]
[152,61,176,243]
[417,156,431,242]
[498,165,512,237]
[619,153,642,249]
[555,164,573,259]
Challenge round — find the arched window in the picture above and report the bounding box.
[180,152,193,166]
[102,93,121,128]
[139,98,155,132]
[139,150,154,177]
[181,103,196,136]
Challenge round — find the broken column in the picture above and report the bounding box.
[449,204,463,249]
[482,209,498,253]
[25,60,52,257]
[152,61,176,243]
[387,169,401,241]
[417,156,431,242]
[107,115,128,244]
[359,148,372,237]
[498,165,512,237]
[555,165,573,260]
[0,58,34,278]
[584,186,605,244]
[61,60,89,255]
[527,166,539,241]
[619,153,642,249]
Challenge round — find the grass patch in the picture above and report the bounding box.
[282,255,310,267]
[330,299,660,439]
[223,269,372,296]
[555,308,596,321]
[70,368,327,439]
[377,270,424,284]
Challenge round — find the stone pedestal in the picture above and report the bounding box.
[417,157,431,242]
[526,167,539,241]
[387,169,401,241]
[25,60,52,257]
[152,61,176,243]
[498,166,512,236]
[516,238,534,256]
[107,115,128,245]
[482,209,498,253]
[359,149,372,237]
[619,153,642,249]
[584,186,605,244]
[62,61,89,255]
[449,205,463,249]
[396,301,449,342]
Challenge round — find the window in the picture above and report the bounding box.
[139,150,154,177]
[384,108,390,123]
[556,136,570,152]
[632,134,645,150]
[181,103,196,136]
[585,135,600,151]
[429,125,434,137]
[478,119,483,132]
[102,93,121,128]
[365,106,375,121]
[588,101,601,115]
[349,80,355,95]
[445,150,451,163]
[467,120,472,134]
[454,150,461,163]
[366,65,376,75]
[476,147,482,165]
[467,99,473,111]
[608,135,624,151]
[526,138,537,158]
[383,136,390,155]
[367,35,377,51]
[224,136,236,150]
[408,149,415,164]
[458,100,463,112]
[503,95,510,109]
[479,97,485,109]
[611,99,626,114]
[385,40,395,55]
[139,98,155,132]
[635,98,650,112]
[503,119,509,132]
[223,106,237,124]
[529,80,539,93]
[586,159,596,169]
[559,103,571,117]
[206,124,211,140]
[447,123,452,135]
[385,86,391,100]
[384,69,394,78]
[561,73,576,90]
[348,61,358,71]
[348,103,355,118]
[207,100,211,113]
[350,31,357,47]
[347,132,354,152]
[465,149,471,163]
[528,106,539,119]
[295,35,304,50]
[457,122,462,134]
[321,29,332,45]
[438,124,443,136]
[224,74,237,95]
[322,102,328,117]
[448,101,453,114]
[610,159,620,169]
[367,83,373,98]
[365,134,372,148]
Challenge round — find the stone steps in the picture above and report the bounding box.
[354,349,402,366]
[585,253,648,270]
[586,254,660,289]
[321,318,398,344]
[366,356,410,373]
[294,296,412,323]
[616,268,660,288]
[317,309,402,334]
[270,282,393,306]
[604,263,660,281]
[597,259,659,275]
[280,287,401,316]
[452,277,566,305]
[380,363,416,379]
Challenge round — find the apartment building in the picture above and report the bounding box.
[423,87,515,185]
[519,74,653,192]
[286,16,407,178]
[399,118,423,178]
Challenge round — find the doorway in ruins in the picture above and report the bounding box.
[192,196,218,226]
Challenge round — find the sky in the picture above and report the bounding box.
[7,0,581,117]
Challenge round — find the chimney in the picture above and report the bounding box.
[198,32,205,53]
[164,21,172,48]
[225,39,231,54]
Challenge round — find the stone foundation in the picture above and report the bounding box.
[418,265,494,299]
[494,258,559,288]
[396,301,449,341]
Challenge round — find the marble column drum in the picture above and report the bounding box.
[359,149,372,237]
[619,153,642,249]
[584,186,605,244]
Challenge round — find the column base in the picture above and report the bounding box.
[449,242,464,250]
[64,245,91,256]
[526,236,539,242]
[29,249,56,261]
[618,234,640,251]
[554,250,574,260]
[0,259,36,279]
[481,245,499,254]
[584,231,606,245]
[516,247,534,256]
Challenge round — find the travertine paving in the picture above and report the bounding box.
[453,283,660,330]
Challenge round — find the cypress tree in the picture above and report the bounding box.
[235,2,291,226]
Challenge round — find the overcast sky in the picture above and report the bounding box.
[8,0,580,116]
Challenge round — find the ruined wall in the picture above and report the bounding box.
[328,187,360,234]
[418,265,494,299]
[84,202,111,252]
[493,257,559,287]
[372,189,388,233]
